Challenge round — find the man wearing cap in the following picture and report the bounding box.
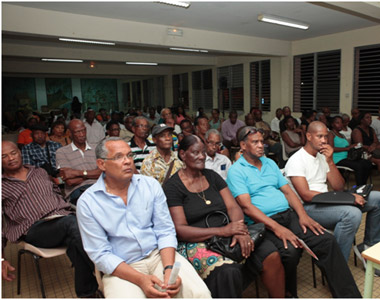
[21,124,62,175]
[84,108,105,145]
[141,124,183,185]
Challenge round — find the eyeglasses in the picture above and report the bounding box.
[134,124,150,129]
[240,128,264,142]
[101,152,136,161]
[206,140,222,147]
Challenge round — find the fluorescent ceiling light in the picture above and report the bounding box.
[156,1,190,8]
[41,58,83,62]
[59,38,115,45]
[170,47,208,53]
[258,14,309,30]
[126,62,158,66]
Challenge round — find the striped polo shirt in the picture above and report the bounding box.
[128,136,156,170]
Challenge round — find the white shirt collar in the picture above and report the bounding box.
[71,141,92,152]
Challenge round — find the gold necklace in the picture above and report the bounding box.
[197,176,211,205]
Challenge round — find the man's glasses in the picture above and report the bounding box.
[206,140,222,147]
[134,124,150,129]
[240,128,264,142]
[101,153,136,161]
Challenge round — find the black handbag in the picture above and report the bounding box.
[347,147,363,161]
[205,211,266,263]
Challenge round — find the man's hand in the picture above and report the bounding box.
[353,193,366,207]
[59,168,80,181]
[139,274,170,298]
[319,144,334,161]
[231,234,254,258]
[2,260,16,282]
[298,214,325,236]
[221,220,248,237]
[272,224,303,250]
[163,271,182,298]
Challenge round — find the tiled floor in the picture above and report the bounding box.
[2,171,380,298]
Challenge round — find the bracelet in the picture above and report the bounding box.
[163,265,173,274]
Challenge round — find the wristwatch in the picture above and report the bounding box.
[83,170,88,178]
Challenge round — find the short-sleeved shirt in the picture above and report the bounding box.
[227,156,289,223]
[128,137,156,170]
[205,153,231,181]
[284,147,329,194]
[164,169,227,229]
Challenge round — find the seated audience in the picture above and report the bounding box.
[164,117,179,151]
[53,108,71,126]
[227,126,361,298]
[84,108,105,145]
[285,121,380,265]
[120,115,135,142]
[141,124,183,185]
[96,108,110,125]
[178,119,195,143]
[209,108,223,131]
[270,108,283,138]
[340,113,352,143]
[371,105,380,140]
[300,109,316,133]
[349,108,361,130]
[106,120,121,137]
[1,141,99,297]
[163,135,285,298]
[195,116,210,144]
[322,107,333,128]
[128,116,156,171]
[281,116,305,157]
[316,112,329,128]
[174,105,190,125]
[160,108,181,134]
[221,110,245,150]
[146,106,160,127]
[22,124,61,175]
[107,111,126,131]
[328,116,372,185]
[17,115,38,149]
[56,119,102,205]
[48,121,72,146]
[279,106,300,133]
[205,129,232,181]
[352,111,380,171]
[76,137,211,298]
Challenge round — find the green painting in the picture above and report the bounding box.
[45,78,72,109]
[80,79,118,112]
[2,77,37,113]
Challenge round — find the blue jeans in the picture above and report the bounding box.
[303,203,362,261]
[303,191,380,261]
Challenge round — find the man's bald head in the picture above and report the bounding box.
[68,119,84,132]
[307,121,327,134]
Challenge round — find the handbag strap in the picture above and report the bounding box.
[162,160,175,185]
[205,210,229,228]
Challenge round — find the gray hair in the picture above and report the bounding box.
[160,107,171,117]
[132,116,148,127]
[341,113,350,121]
[238,126,263,142]
[205,129,221,141]
[95,137,127,159]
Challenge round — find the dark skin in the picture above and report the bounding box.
[281,117,305,148]
[58,119,101,186]
[327,117,357,152]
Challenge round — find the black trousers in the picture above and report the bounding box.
[265,209,361,298]
[24,215,98,297]
[337,158,373,186]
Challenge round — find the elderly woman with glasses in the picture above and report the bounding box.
[163,134,285,298]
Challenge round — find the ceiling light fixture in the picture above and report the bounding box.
[258,14,309,30]
[156,1,190,8]
[170,47,208,53]
[167,28,183,36]
[126,62,158,66]
[41,58,84,62]
[59,38,116,45]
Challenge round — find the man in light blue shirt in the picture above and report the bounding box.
[76,137,210,298]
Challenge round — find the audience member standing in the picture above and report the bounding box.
[56,119,102,205]
[71,96,82,119]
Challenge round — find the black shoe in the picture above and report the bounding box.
[81,290,104,298]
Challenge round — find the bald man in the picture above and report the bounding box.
[285,121,380,263]
[56,119,102,204]
[1,141,99,297]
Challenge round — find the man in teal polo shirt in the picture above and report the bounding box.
[226,126,361,298]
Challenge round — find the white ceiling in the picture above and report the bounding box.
[3,1,380,77]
